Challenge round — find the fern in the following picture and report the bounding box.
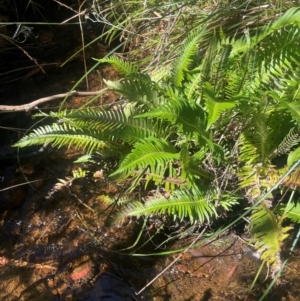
[277,201,300,223]
[116,188,218,225]
[104,73,161,107]
[250,203,292,275]
[200,37,218,83]
[12,8,300,273]
[13,123,111,154]
[203,82,237,130]
[96,55,139,76]
[172,27,207,87]
[274,127,300,158]
[138,96,207,141]
[111,137,180,182]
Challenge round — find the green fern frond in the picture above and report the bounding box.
[96,55,139,76]
[111,137,180,179]
[104,73,161,107]
[180,144,212,187]
[277,201,300,223]
[13,123,111,154]
[287,147,300,167]
[210,43,233,92]
[250,203,292,272]
[63,108,128,131]
[203,83,237,130]
[258,24,300,74]
[227,48,259,97]
[172,27,207,87]
[138,97,206,140]
[278,101,300,125]
[239,112,273,164]
[116,188,217,224]
[66,107,160,144]
[184,69,203,101]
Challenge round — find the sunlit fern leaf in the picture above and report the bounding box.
[37,108,162,145]
[115,188,217,225]
[184,69,202,101]
[60,108,129,131]
[270,7,300,29]
[277,201,300,223]
[138,96,207,140]
[257,25,300,74]
[104,73,161,107]
[12,123,114,154]
[72,167,87,179]
[95,55,139,76]
[110,137,180,180]
[278,101,300,126]
[172,27,207,87]
[287,147,300,167]
[234,7,300,54]
[67,107,161,144]
[250,203,292,274]
[203,82,237,130]
[73,154,95,163]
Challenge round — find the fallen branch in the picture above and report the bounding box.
[0,90,104,113]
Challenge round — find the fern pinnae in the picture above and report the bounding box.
[250,203,293,274]
[13,123,114,154]
[172,27,207,87]
[277,201,300,224]
[203,83,237,130]
[110,137,180,178]
[104,74,160,107]
[65,108,128,131]
[200,37,218,83]
[115,189,217,225]
[95,55,139,76]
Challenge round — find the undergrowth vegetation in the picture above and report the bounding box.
[12,0,300,294]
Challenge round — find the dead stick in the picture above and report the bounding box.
[0,90,106,113]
